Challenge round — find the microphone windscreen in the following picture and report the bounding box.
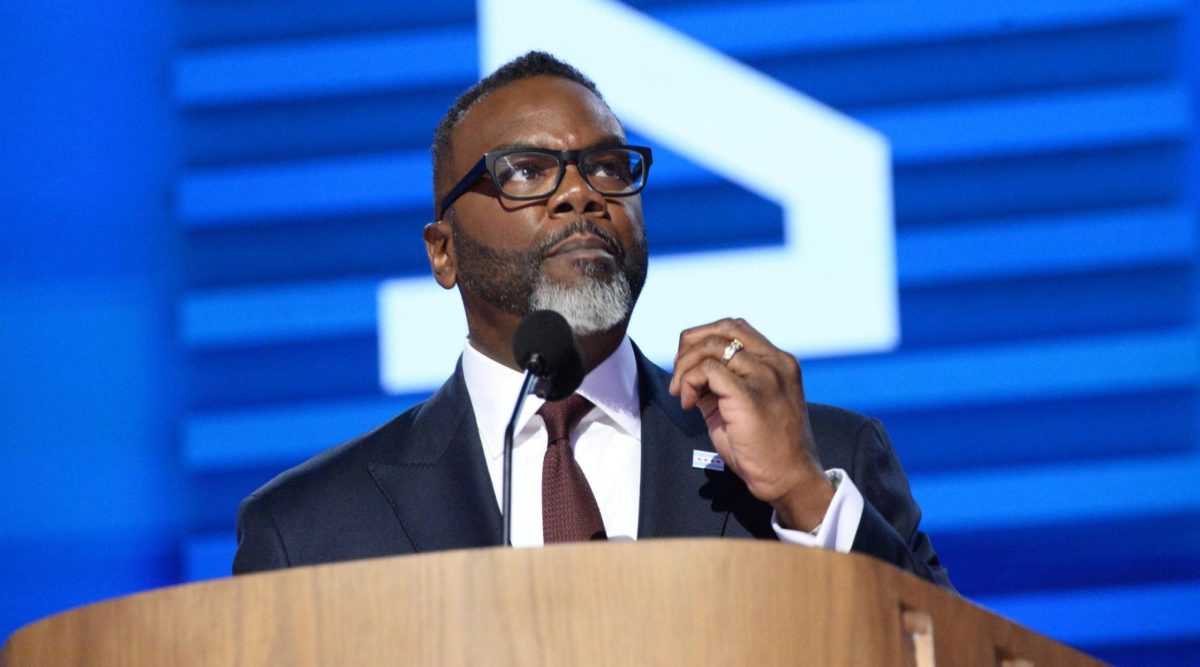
[537,343,585,400]
[512,310,579,377]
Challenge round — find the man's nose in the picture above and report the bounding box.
[549,164,605,216]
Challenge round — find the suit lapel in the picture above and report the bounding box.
[367,364,503,552]
[634,347,738,539]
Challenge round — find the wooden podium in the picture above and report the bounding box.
[1,540,1102,666]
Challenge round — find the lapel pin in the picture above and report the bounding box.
[692,450,725,471]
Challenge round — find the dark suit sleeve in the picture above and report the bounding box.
[232,492,291,575]
[848,418,955,591]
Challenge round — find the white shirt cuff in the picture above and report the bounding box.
[770,469,864,553]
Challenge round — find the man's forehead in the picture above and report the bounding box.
[453,76,625,153]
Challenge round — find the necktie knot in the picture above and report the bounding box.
[538,393,594,445]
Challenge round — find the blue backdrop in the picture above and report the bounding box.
[2,1,1198,664]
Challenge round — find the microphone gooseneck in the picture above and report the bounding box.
[502,310,585,545]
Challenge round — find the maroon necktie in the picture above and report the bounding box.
[539,394,608,542]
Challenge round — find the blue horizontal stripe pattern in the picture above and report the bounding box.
[174,29,477,106]
[181,278,380,347]
[178,152,430,225]
[804,330,1199,412]
[862,84,1191,164]
[184,395,421,471]
[897,206,1195,286]
[659,0,1182,57]
[174,0,1182,107]
[977,581,1200,647]
[913,455,1200,532]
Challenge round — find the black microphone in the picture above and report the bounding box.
[513,309,585,400]
[501,310,585,546]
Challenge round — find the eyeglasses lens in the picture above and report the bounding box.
[493,153,561,196]
[583,149,645,194]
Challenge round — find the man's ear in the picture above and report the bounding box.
[423,220,457,289]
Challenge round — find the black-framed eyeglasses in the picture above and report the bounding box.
[438,145,653,219]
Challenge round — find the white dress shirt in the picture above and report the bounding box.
[461,337,865,550]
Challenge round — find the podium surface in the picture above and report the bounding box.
[2,540,1102,666]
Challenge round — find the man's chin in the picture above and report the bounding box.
[529,269,634,337]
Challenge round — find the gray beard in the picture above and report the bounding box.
[530,268,633,335]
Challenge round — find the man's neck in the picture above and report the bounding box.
[575,327,627,374]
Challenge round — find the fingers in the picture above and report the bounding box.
[677,317,771,359]
[674,352,769,410]
[673,334,744,379]
[669,317,787,397]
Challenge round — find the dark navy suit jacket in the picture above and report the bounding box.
[233,349,952,589]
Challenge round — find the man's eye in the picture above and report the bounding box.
[496,167,537,186]
[587,159,632,183]
[496,155,555,188]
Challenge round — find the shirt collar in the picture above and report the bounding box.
[462,335,641,461]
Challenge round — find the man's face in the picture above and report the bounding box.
[435,76,648,335]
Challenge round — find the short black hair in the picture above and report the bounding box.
[431,51,605,218]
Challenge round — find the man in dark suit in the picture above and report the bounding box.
[233,51,952,589]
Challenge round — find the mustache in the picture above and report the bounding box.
[535,219,625,261]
